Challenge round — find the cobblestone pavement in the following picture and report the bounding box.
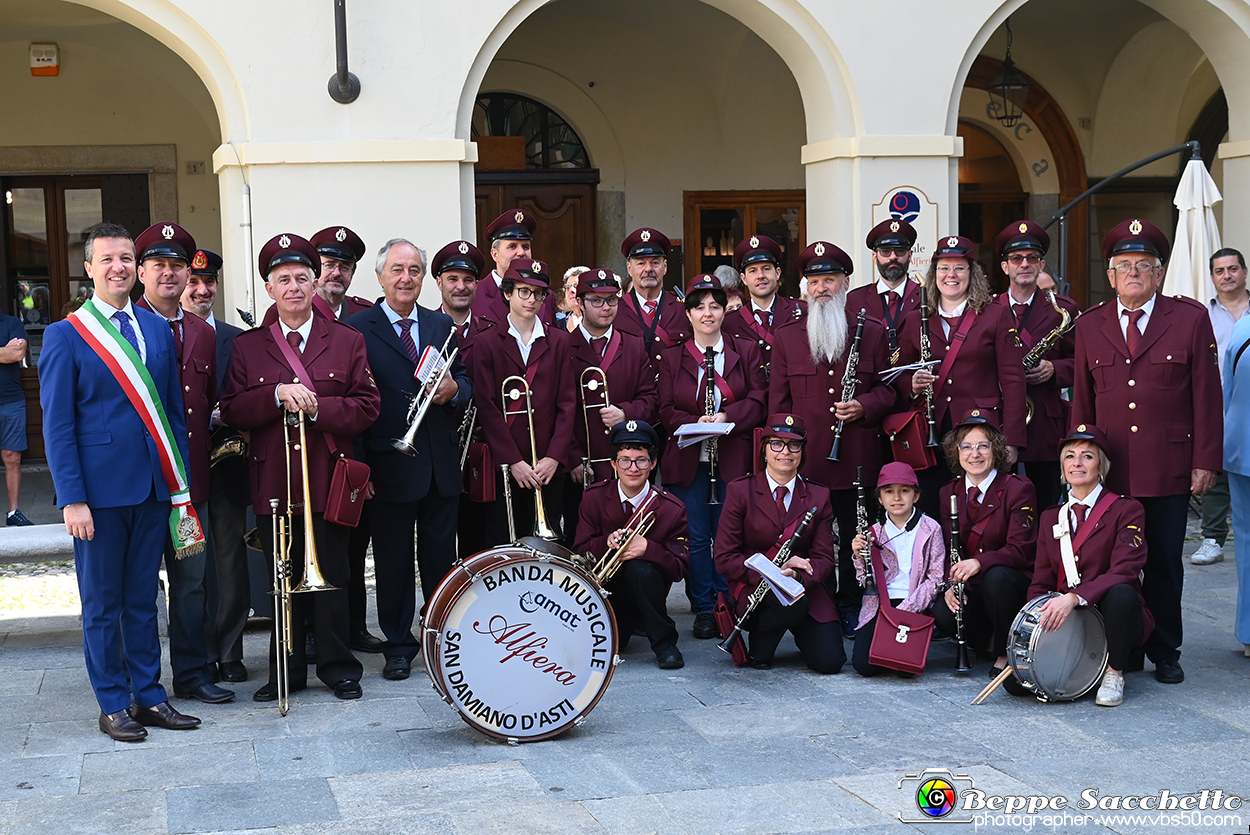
[0,473,1246,834]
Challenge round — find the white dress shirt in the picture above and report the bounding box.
[92,295,147,363]
[1115,294,1156,343]
[507,314,545,365]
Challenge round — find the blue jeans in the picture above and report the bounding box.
[164,500,215,691]
[667,462,727,614]
[1229,473,1250,645]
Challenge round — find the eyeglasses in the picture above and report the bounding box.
[935,264,970,275]
[513,286,549,301]
[766,439,805,453]
[613,457,653,470]
[1006,254,1042,265]
[875,247,910,258]
[957,442,992,454]
[1112,262,1158,275]
[583,296,619,308]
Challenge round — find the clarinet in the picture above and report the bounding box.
[855,466,877,595]
[829,308,866,462]
[919,286,938,447]
[703,346,721,506]
[717,506,819,655]
[949,493,972,672]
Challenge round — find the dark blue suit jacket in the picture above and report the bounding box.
[41,303,189,509]
[346,303,472,502]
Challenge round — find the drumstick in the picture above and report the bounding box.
[971,666,1016,705]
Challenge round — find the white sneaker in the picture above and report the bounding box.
[1095,669,1124,707]
[1190,539,1225,565]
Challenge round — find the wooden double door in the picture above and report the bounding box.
[474,170,597,285]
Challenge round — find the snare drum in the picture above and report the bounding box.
[422,545,619,741]
[1007,593,1109,702]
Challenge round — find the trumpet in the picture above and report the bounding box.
[592,490,658,584]
[501,375,561,541]
[579,366,611,489]
[269,410,336,714]
[393,332,457,456]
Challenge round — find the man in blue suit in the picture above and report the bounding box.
[41,222,202,741]
[182,250,253,683]
[346,238,472,680]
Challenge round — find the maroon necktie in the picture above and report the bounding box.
[888,291,900,318]
[774,485,788,518]
[755,309,772,332]
[286,331,303,353]
[169,320,183,362]
[1012,302,1029,325]
[396,319,420,365]
[1124,309,1145,358]
[965,485,980,523]
[1072,503,1088,532]
[623,499,634,519]
[591,336,608,358]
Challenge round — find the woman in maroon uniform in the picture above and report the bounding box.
[1029,425,1153,706]
[931,412,1037,693]
[897,236,1027,517]
[659,274,766,639]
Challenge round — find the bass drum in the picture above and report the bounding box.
[1008,593,1109,702]
[422,545,619,742]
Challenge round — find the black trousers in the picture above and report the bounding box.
[1021,459,1063,513]
[258,513,362,688]
[458,492,488,560]
[830,487,862,611]
[749,593,845,674]
[206,468,249,664]
[609,559,678,655]
[483,469,566,548]
[370,494,459,661]
[560,477,584,551]
[932,564,1029,659]
[346,503,371,635]
[852,598,906,677]
[916,453,957,521]
[1097,584,1145,672]
[1137,494,1188,664]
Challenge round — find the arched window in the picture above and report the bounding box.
[472,93,589,169]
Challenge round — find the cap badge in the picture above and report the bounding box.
[1077,424,1087,432]
[532,260,543,273]
[640,230,651,242]
[192,251,208,270]
[457,241,469,254]
[947,236,959,247]
[626,420,637,432]
[785,416,795,426]
[889,221,900,233]
[161,224,175,240]
[335,228,347,242]
[598,270,606,279]
[1129,219,1143,235]
[514,211,525,224]
[749,236,760,248]
[1019,222,1029,233]
[279,234,291,249]
[971,410,981,417]
[814,243,826,257]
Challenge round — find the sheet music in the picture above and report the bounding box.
[745,553,806,606]
[673,422,735,448]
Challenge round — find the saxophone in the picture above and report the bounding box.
[1022,289,1074,424]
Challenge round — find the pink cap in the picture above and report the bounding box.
[876,461,919,489]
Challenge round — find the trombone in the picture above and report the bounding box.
[269,410,337,715]
[579,366,611,488]
[501,375,561,541]
[592,489,658,584]
[393,332,458,456]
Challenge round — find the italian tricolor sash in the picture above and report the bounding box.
[67,297,205,558]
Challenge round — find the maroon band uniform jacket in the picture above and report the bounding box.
[714,472,839,622]
[573,481,689,583]
[939,472,1038,585]
[721,295,805,379]
[614,288,691,377]
[567,327,659,482]
[220,315,380,515]
[846,279,922,355]
[995,291,1079,462]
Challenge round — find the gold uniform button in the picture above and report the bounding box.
[187,408,193,414]
[1166,355,1172,360]
[1128,380,1135,386]
[259,377,265,383]
[1129,402,1136,409]
[1125,358,1130,365]
[946,396,952,402]
[293,377,300,384]
[184,385,190,392]
[828,388,836,395]
[830,425,836,431]
[1131,425,1138,432]
[188,431,193,438]
[329,373,334,378]
[828,369,836,376]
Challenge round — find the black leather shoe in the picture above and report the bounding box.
[749,657,773,670]
[253,681,305,702]
[218,661,248,683]
[692,613,718,639]
[174,682,236,704]
[351,629,385,653]
[656,647,685,669]
[130,701,201,730]
[333,680,363,700]
[1155,660,1184,684]
[99,710,147,742]
[382,656,411,680]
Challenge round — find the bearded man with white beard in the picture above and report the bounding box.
[770,242,898,633]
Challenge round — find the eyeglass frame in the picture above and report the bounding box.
[765,439,805,453]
